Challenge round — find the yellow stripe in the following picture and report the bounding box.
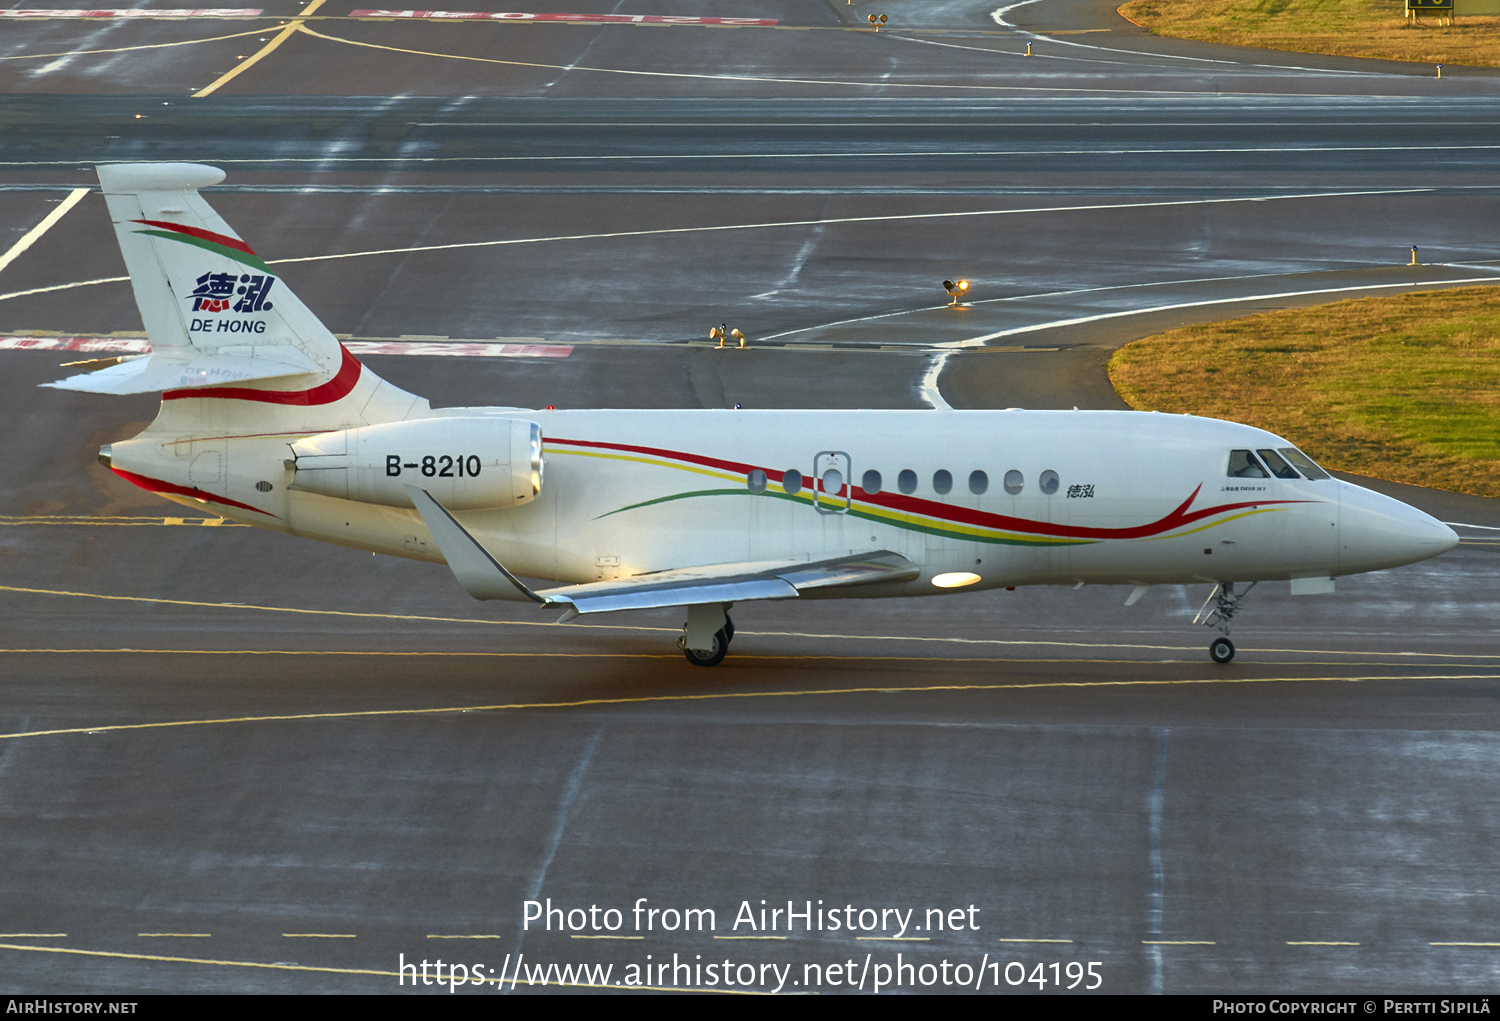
[0,26,270,63]
[571,934,642,939]
[6,583,1496,663]
[1145,507,1282,540]
[4,673,1497,743]
[283,933,355,938]
[0,583,676,633]
[0,943,736,992]
[193,0,327,97]
[550,448,742,483]
[559,447,1083,543]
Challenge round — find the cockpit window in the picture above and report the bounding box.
[1278,447,1331,480]
[1227,449,1269,478]
[1256,448,1301,480]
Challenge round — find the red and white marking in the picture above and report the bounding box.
[0,337,573,358]
[0,9,264,17]
[351,9,778,25]
[344,340,572,358]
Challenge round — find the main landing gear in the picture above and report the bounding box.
[679,603,735,667]
[1197,582,1256,664]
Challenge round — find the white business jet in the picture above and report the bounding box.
[52,164,1458,665]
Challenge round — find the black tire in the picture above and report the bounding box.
[683,629,729,667]
[1209,637,1236,664]
[723,615,735,645]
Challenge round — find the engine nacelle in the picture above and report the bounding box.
[288,417,542,510]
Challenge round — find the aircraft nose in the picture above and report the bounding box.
[1338,481,1459,573]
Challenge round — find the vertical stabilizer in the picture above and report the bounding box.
[47,162,339,394]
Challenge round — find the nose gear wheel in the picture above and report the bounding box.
[1196,582,1255,664]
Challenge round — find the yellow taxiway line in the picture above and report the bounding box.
[193,0,326,97]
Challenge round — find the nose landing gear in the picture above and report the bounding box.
[1197,582,1256,664]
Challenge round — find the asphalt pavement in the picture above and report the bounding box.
[2,2,1500,995]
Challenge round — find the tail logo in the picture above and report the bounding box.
[188,271,275,313]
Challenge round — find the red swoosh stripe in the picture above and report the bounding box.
[111,467,276,517]
[547,437,1311,541]
[131,219,259,257]
[162,344,362,405]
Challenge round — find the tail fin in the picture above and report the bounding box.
[46,162,425,431]
[47,163,334,393]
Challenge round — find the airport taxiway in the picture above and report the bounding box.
[2,1,1500,994]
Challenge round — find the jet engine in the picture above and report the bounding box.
[288,417,542,509]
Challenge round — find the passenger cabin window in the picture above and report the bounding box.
[783,469,803,494]
[1278,446,1331,480]
[1227,449,1269,478]
[933,469,953,495]
[862,469,882,495]
[1003,470,1024,495]
[1256,449,1301,480]
[1039,470,1059,495]
[747,469,767,494]
[969,470,988,495]
[898,469,918,495]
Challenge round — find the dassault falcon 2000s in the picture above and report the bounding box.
[52,163,1459,665]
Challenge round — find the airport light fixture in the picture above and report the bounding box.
[867,13,886,30]
[943,279,970,306]
[711,325,748,349]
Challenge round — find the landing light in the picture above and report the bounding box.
[931,572,981,589]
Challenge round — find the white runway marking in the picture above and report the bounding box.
[261,188,1429,267]
[348,9,778,25]
[949,277,1500,348]
[0,189,88,278]
[0,188,1444,305]
[233,143,1500,161]
[917,351,953,411]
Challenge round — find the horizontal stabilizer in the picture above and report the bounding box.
[407,486,919,613]
[44,346,321,394]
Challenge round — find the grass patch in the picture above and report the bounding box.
[1106,287,1500,496]
[1118,0,1500,68]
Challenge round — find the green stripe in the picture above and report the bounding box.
[134,230,272,273]
[595,489,1095,547]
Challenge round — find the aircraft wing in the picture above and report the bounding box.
[406,486,919,618]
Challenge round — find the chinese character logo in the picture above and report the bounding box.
[188,271,275,313]
[1066,484,1095,499]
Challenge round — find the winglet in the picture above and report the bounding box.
[405,486,545,604]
